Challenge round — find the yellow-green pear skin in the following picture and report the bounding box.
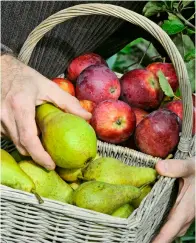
[72,181,140,214]
[112,204,134,218]
[132,185,152,208]
[19,160,73,204]
[69,181,81,190]
[82,157,157,187]
[56,167,82,182]
[0,149,35,192]
[36,104,97,169]
[10,149,31,162]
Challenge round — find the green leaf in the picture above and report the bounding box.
[182,0,193,7]
[162,14,185,35]
[187,28,196,36]
[175,87,181,98]
[157,70,175,97]
[185,59,195,92]
[172,34,195,58]
[184,49,196,62]
[143,1,166,17]
[106,54,117,69]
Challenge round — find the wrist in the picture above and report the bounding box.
[1,43,14,57]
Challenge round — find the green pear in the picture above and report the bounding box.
[112,204,134,218]
[82,157,157,187]
[36,104,97,169]
[132,185,152,208]
[56,153,100,182]
[19,160,73,204]
[10,149,31,162]
[1,149,35,192]
[56,167,83,182]
[72,181,140,214]
[69,180,81,190]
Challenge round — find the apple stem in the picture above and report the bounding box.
[162,57,166,63]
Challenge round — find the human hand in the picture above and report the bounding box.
[1,55,91,170]
[152,157,195,243]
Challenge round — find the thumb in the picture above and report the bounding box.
[155,158,195,178]
[45,81,92,120]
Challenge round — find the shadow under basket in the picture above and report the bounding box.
[1,3,195,243]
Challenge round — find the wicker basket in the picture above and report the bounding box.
[1,3,194,243]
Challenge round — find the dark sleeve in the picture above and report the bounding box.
[2,1,164,79]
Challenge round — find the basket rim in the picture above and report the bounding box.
[18,3,193,156]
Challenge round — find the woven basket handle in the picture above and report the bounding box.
[18,3,193,157]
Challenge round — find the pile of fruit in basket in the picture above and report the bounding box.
[1,52,195,218]
[1,146,156,218]
[53,52,196,158]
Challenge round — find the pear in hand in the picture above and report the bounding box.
[36,104,97,169]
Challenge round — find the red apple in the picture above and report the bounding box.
[76,64,121,104]
[52,77,75,96]
[120,69,163,110]
[146,62,178,92]
[79,100,96,114]
[164,100,196,135]
[67,53,107,81]
[135,109,181,158]
[132,107,149,126]
[79,100,96,124]
[91,100,136,144]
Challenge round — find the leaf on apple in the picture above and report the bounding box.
[161,13,185,35]
[143,1,166,17]
[157,70,175,97]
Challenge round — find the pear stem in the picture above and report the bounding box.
[32,189,44,204]
[165,154,173,159]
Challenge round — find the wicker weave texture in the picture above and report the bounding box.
[1,3,194,243]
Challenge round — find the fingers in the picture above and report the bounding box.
[155,159,195,178]
[152,183,195,243]
[13,96,55,170]
[45,82,92,120]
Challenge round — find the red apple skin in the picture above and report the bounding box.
[146,62,178,92]
[67,53,107,81]
[120,69,163,111]
[52,77,75,96]
[79,100,96,124]
[76,64,121,104]
[135,109,181,158]
[91,100,136,144]
[132,107,149,126]
[164,100,196,135]
[164,100,183,120]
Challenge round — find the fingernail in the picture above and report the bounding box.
[45,164,55,171]
[158,160,168,173]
